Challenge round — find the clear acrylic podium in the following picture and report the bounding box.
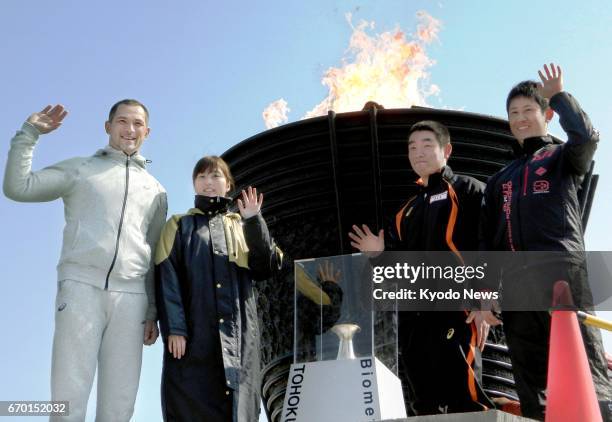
[281,253,407,422]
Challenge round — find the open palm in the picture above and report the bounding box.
[27,104,68,134]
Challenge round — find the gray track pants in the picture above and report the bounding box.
[50,280,148,422]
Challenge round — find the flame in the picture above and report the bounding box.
[415,10,441,43]
[263,11,441,128]
[262,99,290,129]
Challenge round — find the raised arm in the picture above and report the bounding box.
[3,105,75,202]
[240,187,283,280]
[538,64,598,175]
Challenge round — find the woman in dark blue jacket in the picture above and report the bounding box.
[155,156,282,422]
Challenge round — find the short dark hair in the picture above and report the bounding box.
[506,81,548,112]
[192,156,235,191]
[108,99,149,123]
[408,120,450,147]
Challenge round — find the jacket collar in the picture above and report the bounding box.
[94,145,147,169]
[521,135,553,155]
[416,165,454,191]
[194,195,232,216]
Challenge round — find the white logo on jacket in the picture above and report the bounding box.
[429,191,448,204]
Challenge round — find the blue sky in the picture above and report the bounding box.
[1,1,611,420]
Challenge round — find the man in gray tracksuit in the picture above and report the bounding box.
[3,100,167,421]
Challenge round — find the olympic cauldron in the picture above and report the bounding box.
[221,106,597,422]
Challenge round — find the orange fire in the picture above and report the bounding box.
[263,11,441,129]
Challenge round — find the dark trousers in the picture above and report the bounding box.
[501,261,612,420]
[398,311,494,415]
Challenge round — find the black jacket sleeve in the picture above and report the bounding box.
[155,216,188,339]
[456,177,485,251]
[479,178,498,252]
[550,91,599,175]
[243,212,283,281]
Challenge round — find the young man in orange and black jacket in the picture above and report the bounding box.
[350,120,494,415]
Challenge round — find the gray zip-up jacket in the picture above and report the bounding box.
[3,122,167,320]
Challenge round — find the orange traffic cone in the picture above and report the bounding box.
[545,280,601,422]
